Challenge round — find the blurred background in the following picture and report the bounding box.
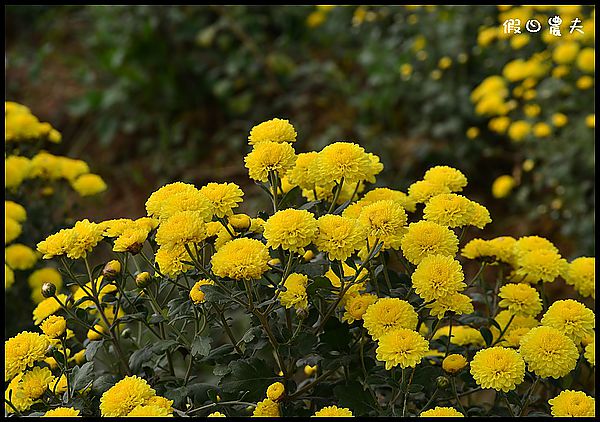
[5,4,595,259]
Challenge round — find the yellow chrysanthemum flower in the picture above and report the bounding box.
[469,202,492,229]
[155,245,193,278]
[513,235,558,257]
[488,236,517,264]
[420,406,464,417]
[423,166,468,192]
[244,141,296,182]
[43,407,81,417]
[99,376,156,417]
[408,180,451,204]
[189,279,214,304]
[470,347,525,392]
[432,325,484,346]
[498,283,542,317]
[576,48,595,73]
[6,216,22,244]
[563,257,595,299]
[9,366,55,413]
[127,404,172,417]
[5,264,15,289]
[358,200,407,250]
[113,227,150,253]
[252,398,280,417]
[67,219,105,260]
[314,142,372,185]
[491,310,539,348]
[5,201,27,222]
[313,405,354,417]
[279,273,309,311]
[145,182,213,221]
[264,209,317,253]
[49,374,68,394]
[376,328,429,370]
[362,298,418,340]
[361,188,416,213]
[58,157,89,182]
[324,262,368,289]
[519,326,579,378]
[71,173,107,196]
[211,238,270,280]
[287,152,320,190]
[248,118,297,145]
[266,382,285,401]
[461,238,492,261]
[5,243,38,270]
[155,211,208,249]
[314,215,365,261]
[208,411,226,417]
[427,293,474,319]
[442,354,468,374]
[342,293,377,324]
[5,155,32,189]
[584,340,594,367]
[411,254,465,302]
[541,299,595,344]
[199,182,244,218]
[423,194,475,228]
[400,221,459,265]
[5,331,50,381]
[549,390,595,417]
[5,373,31,412]
[515,249,567,284]
[33,294,67,325]
[28,268,63,303]
[492,175,516,199]
[40,315,67,339]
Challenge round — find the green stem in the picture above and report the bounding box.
[501,391,516,417]
[327,178,345,213]
[491,313,515,346]
[518,376,540,416]
[451,376,467,415]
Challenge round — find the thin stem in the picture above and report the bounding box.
[444,316,453,358]
[491,313,516,346]
[466,262,487,288]
[213,304,243,355]
[417,388,439,414]
[402,366,417,417]
[518,376,540,416]
[501,391,516,417]
[450,376,467,415]
[381,252,393,292]
[60,336,72,401]
[327,178,344,213]
[186,400,257,415]
[287,369,338,400]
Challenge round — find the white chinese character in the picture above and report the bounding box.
[503,18,522,34]
[569,17,584,34]
[525,19,542,33]
[548,16,562,37]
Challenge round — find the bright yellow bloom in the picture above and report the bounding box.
[113,227,150,253]
[72,276,116,309]
[208,411,226,417]
[266,382,285,401]
[442,354,468,374]
[252,398,280,417]
[469,202,491,229]
[33,294,67,325]
[519,326,578,378]
[498,283,542,317]
[411,255,465,302]
[408,180,451,204]
[532,122,552,138]
[155,211,208,249]
[50,374,68,394]
[361,188,416,213]
[586,114,595,128]
[314,142,372,185]
[189,279,214,304]
[563,257,596,299]
[5,331,50,381]
[155,245,193,278]
[127,404,172,416]
[577,48,595,73]
[515,249,566,283]
[263,209,317,253]
[287,152,320,190]
[508,120,530,142]
[200,182,244,218]
[433,325,484,346]
[248,118,297,145]
[228,214,251,232]
[211,238,270,280]
[71,173,107,196]
[313,405,353,417]
[552,113,568,128]
[470,347,525,392]
[5,216,22,244]
[376,328,429,370]
[541,299,595,344]
[279,273,309,310]
[5,264,14,289]
[64,219,105,260]
[362,298,418,340]
[99,376,156,417]
[576,75,594,90]
[584,340,594,367]
[314,215,365,261]
[40,315,67,338]
[400,221,459,265]
[358,200,407,250]
[488,116,511,134]
[427,293,474,319]
[5,243,38,270]
[43,407,81,417]
[492,175,515,198]
[423,194,475,228]
[553,41,580,64]
[17,366,55,405]
[145,182,213,221]
[420,406,464,417]
[342,293,377,324]
[423,166,468,192]
[244,141,296,182]
[5,201,27,222]
[324,262,367,289]
[5,155,32,189]
[549,390,595,417]
[491,310,539,348]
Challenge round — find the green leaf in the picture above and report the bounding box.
[191,335,212,358]
[219,358,275,401]
[202,285,233,304]
[92,374,116,396]
[71,362,95,391]
[129,346,154,373]
[479,327,493,346]
[333,381,378,416]
[85,340,104,361]
[489,317,502,331]
[152,339,179,354]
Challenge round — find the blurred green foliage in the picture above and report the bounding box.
[5,5,594,256]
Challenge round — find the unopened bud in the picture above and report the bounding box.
[135,272,152,289]
[436,375,450,389]
[442,354,468,375]
[228,214,251,232]
[304,365,317,376]
[102,260,121,280]
[268,258,281,267]
[303,250,315,261]
[41,282,57,298]
[296,307,309,320]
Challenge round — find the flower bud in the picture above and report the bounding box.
[442,354,468,375]
[268,258,281,267]
[102,260,121,280]
[266,382,285,402]
[228,214,251,232]
[436,375,450,389]
[41,282,57,298]
[40,315,67,339]
[304,365,317,376]
[303,250,315,261]
[87,325,105,341]
[135,272,152,289]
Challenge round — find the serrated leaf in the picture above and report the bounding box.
[129,346,154,373]
[85,340,104,361]
[219,358,275,401]
[71,362,94,391]
[191,335,212,358]
[333,381,378,416]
